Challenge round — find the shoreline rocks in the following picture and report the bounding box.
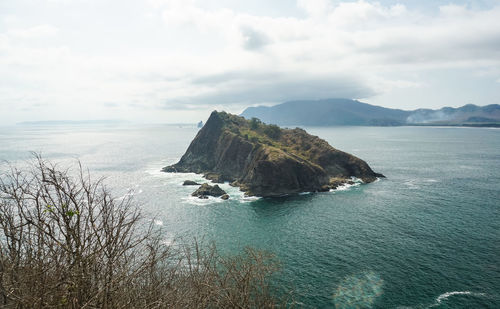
[183,180,200,186]
[191,183,227,199]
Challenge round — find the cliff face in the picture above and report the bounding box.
[163,111,383,197]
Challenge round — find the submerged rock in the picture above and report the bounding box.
[164,111,384,197]
[182,180,200,186]
[221,194,230,200]
[191,183,227,198]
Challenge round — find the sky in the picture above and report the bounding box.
[1,0,499,124]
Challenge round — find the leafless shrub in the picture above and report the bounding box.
[0,154,289,308]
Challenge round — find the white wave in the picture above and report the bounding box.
[339,183,358,191]
[152,171,206,187]
[429,291,486,307]
[436,291,485,303]
[144,159,179,176]
[181,195,227,206]
[352,176,364,183]
[145,167,166,176]
[459,165,475,170]
[403,180,420,189]
[146,165,201,181]
[331,178,362,192]
[239,195,261,202]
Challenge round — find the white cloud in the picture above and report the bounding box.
[7,25,59,38]
[439,4,470,18]
[297,0,333,18]
[0,0,499,124]
[161,1,234,30]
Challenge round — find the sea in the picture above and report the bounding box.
[0,123,499,308]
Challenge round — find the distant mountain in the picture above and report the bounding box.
[17,120,127,126]
[240,99,500,127]
[406,104,500,125]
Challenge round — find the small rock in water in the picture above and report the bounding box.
[183,180,200,186]
[192,183,227,197]
[221,194,229,200]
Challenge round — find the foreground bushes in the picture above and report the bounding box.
[0,155,287,308]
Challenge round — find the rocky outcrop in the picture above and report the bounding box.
[164,111,384,197]
[191,183,227,198]
[183,180,200,186]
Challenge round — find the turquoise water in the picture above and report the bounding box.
[1,124,499,308]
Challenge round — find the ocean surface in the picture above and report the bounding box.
[0,124,499,308]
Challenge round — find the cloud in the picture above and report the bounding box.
[152,1,500,107]
[1,0,500,124]
[161,1,234,30]
[157,1,500,69]
[297,0,333,18]
[240,26,270,50]
[178,70,374,105]
[7,25,59,38]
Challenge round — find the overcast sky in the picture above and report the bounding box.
[1,0,499,124]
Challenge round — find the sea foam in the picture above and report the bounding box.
[429,291,486,307]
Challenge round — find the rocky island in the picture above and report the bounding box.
[163,111,384,197]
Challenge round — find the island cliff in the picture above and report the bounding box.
[163,111,384,197]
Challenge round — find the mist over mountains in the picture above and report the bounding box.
[241,99,500,127]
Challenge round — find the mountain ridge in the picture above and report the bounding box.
[241,99,500,126]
